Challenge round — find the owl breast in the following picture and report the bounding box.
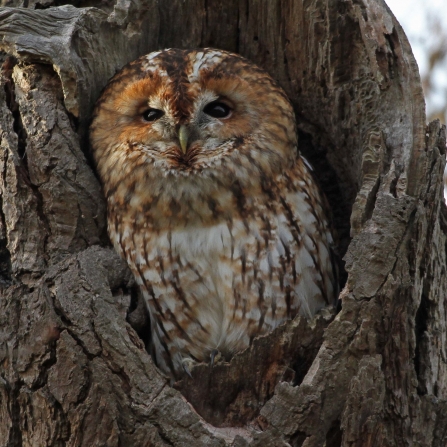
[108,156,334,377]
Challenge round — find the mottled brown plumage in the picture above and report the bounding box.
[90,48,337,379]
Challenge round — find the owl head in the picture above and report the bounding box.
[90,49,298,212]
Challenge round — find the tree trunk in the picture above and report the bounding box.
[0,1,446,446]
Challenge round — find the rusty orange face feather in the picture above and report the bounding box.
[90,49,337,380]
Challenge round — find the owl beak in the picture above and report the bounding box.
[178,125,189,154]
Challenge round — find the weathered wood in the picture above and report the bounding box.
[175,308,335,427]
[0,0,446,446]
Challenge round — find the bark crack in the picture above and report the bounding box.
[0,57,16,284]
[363,175,381,224]
[29,343,58,392]
[5,376,24,447]
[357,201,418,301]
[2,58,51,268]
[414,282,430,396]
[0,146,12,284]
[202,0,208,45]
[2,57,26,160]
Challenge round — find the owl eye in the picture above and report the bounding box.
[142,108,164,122]
[203,101,232,119]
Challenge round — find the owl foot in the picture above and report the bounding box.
[181,357,197,378]
[210,349,222,368]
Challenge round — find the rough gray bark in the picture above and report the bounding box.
[0,1,446,446]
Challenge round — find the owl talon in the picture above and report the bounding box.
[210,349,221,368]
[181,357,196,378]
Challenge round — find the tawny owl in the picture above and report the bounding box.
[90,48,337,380]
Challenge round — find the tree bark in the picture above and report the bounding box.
[0,1,446,446]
